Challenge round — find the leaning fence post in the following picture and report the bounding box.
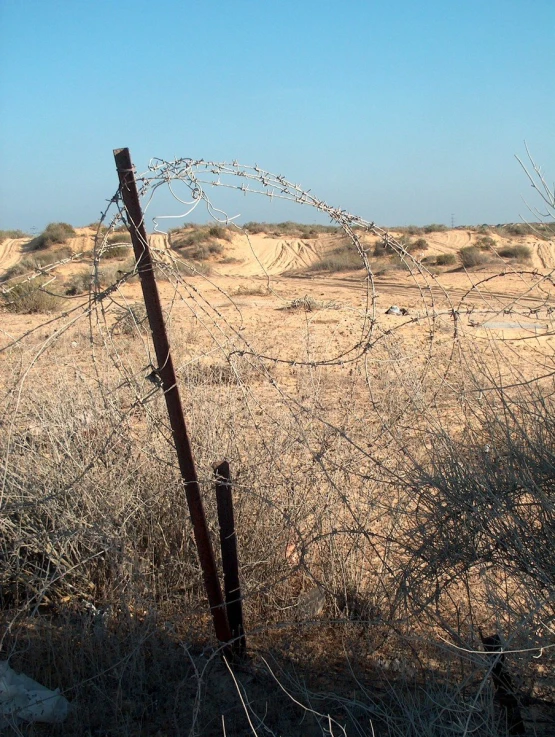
[214,461,246,655]
[113,148,231,646]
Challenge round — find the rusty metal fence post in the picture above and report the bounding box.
[214,461,246,655]
[113,148,231,645]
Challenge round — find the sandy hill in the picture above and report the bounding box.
[2,224,555,283]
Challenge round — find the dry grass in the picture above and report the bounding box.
[1,278,66,313]
[0,225,554,733]
[0,310,552,733]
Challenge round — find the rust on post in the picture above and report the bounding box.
[113,148,231,645]
[214,460,246,655]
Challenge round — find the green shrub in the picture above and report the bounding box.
[170,227,227,259]
[421,255,437,265]
[476,235,496,250]
[103,244,131,259]
[408,238,428,252]
[243,222,339,236]
[422,223,447,233]
[392,225,424,236]
[459,246,490,268]
[33,246,73,267]
[493,222,553,239]
[498,244,531,261]
[27,222,75,251]
[372,239,388,256]
[436,253,456,266]
[243,222,267,234]
[207,225,231,241]
[107,233,132,245]
[500,223,526,237]
[1,279,65,313]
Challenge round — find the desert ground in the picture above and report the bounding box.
[0,223,554,735]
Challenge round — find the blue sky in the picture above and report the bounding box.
[1,0,554,231]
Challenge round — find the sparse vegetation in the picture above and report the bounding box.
[1,246,73,281]
[113,303,149,335]
[476,235,496,250]
[410,237,428,251]
[0,229,28,239]
[459,245,491,268]
[233,283,271,296]
[65,269,93,295]
[498,244,532,261]
[106,232,132,245]
[280,294,339,311]
[493,222,553,240]
[435,252,456,266]
[312,245,362,271]
[1,201,554,736]
[422,223,447,233]
[243,221,339,237]
[1,278,66,313]
[170,225,230,259]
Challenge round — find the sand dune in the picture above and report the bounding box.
[214,233,326,276]
[2,228,555,283]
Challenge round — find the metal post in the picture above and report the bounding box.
[113,148,231,645]
[214,461,246,655]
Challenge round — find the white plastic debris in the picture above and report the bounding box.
[386,305,402,315]
[0,661,69,727]
[385,305,409,316]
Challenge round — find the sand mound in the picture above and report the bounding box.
[213,233,326,276]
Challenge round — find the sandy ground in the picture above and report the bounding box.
[0,237,31,277]
[2,227,555,360]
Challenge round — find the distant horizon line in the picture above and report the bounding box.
[4,219,554,237]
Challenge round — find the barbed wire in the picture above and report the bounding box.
[0,157,554,731]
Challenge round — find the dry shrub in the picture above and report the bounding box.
[460,246,491,268]
[498,244,532,261]
[0,326,552,734]
[243,221,339,237]
[233,283,270,296]
[27,222,75,251]
[436,252,456,266]
[1,278,66,313]
[0,229,28,239]
[65,269,92,295]
[312,247,362,272]
[102,244,131,259]
[112,303,149,335]
[2,247,74,281]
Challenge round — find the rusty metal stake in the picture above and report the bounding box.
[113,148,231,645]
[214,461,246,655]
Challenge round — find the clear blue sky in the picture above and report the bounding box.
[1,0,554,231]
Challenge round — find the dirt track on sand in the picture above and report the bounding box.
[0,238,30,277]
